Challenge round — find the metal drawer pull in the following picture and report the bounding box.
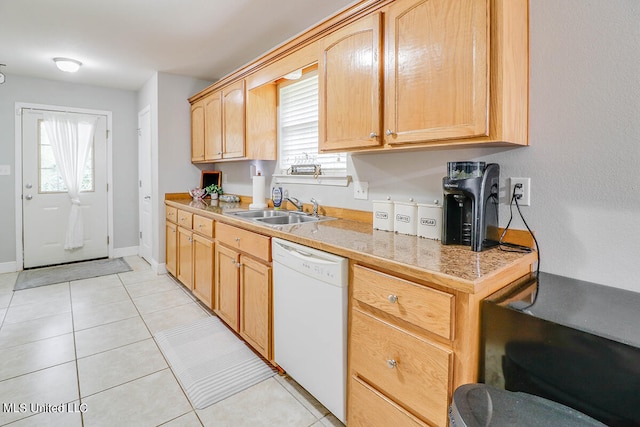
[388,294,398,304]
[387,359,397,369]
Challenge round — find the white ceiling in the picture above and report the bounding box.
[0,0,356,91]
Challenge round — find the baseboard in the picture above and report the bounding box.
[112,246,140,258]
[0,261,18,274]
[143,257,167,275]
[155,263,168,274]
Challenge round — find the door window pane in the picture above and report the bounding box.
[38,119,94,193]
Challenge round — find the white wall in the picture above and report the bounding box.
[137,72,212,269]
[216,1,640,292]
[0,74,139,268]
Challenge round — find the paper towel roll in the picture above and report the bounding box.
[249,175,267,209]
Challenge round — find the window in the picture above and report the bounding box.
[278,70,346,175]
[38,119,94,193]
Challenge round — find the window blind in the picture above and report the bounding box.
[278,72,346,173]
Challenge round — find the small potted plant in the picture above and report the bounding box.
[205,183,223,200]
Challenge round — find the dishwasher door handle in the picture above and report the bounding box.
[274,241,336,265]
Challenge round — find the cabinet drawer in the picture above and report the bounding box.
[177,210,193,228]
[348,376,427,427]
[353,265,454,340]
[216,222,271,262]
[350,309,452,427]
[193,215,214,238]
[166,206,177,222]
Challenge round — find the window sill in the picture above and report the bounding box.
[273,174,351,187]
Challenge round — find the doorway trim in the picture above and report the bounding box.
[14,102,114,271]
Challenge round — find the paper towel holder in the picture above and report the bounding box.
[200,171,221,199]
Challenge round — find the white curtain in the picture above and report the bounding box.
[43,112,98,250]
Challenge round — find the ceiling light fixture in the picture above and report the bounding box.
[0,64,5,84]
[53,57,82,73]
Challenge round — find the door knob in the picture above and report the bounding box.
[25,194,33,200]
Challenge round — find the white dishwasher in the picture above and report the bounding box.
[272,238,348,423]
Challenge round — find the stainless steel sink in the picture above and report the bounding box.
[230,210,289,218]
[255,215,318,225]
[228,209,335,225]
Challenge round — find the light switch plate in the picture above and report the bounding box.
[353,181,369,200]
[0,165,10,176]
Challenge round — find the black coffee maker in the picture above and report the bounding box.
[442,162,500,252]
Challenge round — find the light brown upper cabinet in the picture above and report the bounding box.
[190,100,205,162]
[384,0,489,145]
[221,80,246,159]
[190,0,528,159]
[319,12,383,151]
[318,0,528,152]
[203,91,222,160]
[192,80,246,163]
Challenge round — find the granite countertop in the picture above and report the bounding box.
[166,198,537,294]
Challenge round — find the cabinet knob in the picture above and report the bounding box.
[236,263,242,269]
[369,132,378,138]
[386,359,397,369]
[385,129,395,136]
[388,294,398,304]
[235,237,240,242]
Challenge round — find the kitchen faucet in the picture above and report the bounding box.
[311,198,319,217]
[285,196,303,212]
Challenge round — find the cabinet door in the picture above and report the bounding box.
[222,80,246,159]
[177,226,193,290]
[165,221,177,277]
[350,309,452,426]
[193,234,215,309]
[204,92,223,160]
[319,12,383,151]
[384,0,489,145]
[190,100,205,162]
[215,244,240,331]
[239,256,272,360]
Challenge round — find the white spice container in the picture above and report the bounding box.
[417,203,443,240]
[393,199,418,236]
[372,198,394,231]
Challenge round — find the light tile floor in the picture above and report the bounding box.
[0,256,344,427]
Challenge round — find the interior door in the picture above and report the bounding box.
[22,109,108,268]
[138,106,152,263]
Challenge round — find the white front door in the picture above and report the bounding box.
[22,109,109,268]
[138,106,152,263]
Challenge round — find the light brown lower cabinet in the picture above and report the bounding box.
[348,264,454,427]
[214,222,273,361]
[165,221,177,277]
[192,233,215,309]
[176,226,193,290]
[215,244,241,331]
[239,256,272,359]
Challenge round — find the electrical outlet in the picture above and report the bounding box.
[353,181,369,200]
[510,177,531,206]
